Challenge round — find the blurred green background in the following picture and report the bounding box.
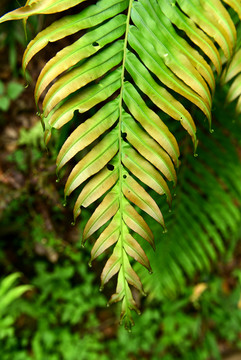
[0,2,241,359]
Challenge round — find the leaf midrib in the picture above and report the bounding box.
[118,0,133,308]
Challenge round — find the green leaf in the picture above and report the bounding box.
[0,273,32,315]
[7,81,24,100]
[0,96,10,111]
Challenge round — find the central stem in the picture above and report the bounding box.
[118,0,133,292]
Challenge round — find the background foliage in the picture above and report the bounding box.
[0,1,241,359]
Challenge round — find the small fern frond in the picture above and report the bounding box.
[138,112,241,299]
[0,0,240,327]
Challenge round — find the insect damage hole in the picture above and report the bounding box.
[107,164,115,171]
[121,132,128,142]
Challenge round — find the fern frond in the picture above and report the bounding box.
[138,113,241,299]
[223,54,241,112]
[221,21,241,112]
[0,0,240,327]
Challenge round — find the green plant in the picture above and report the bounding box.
[0,273,31,340]
[0,250,109,360]
[0,80,24,111]
[0,0,241,328]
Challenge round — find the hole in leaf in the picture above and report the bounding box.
[92,41,99,47]
[123,175,127,179]
[121,132,128,142]
[107,164,114,171]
